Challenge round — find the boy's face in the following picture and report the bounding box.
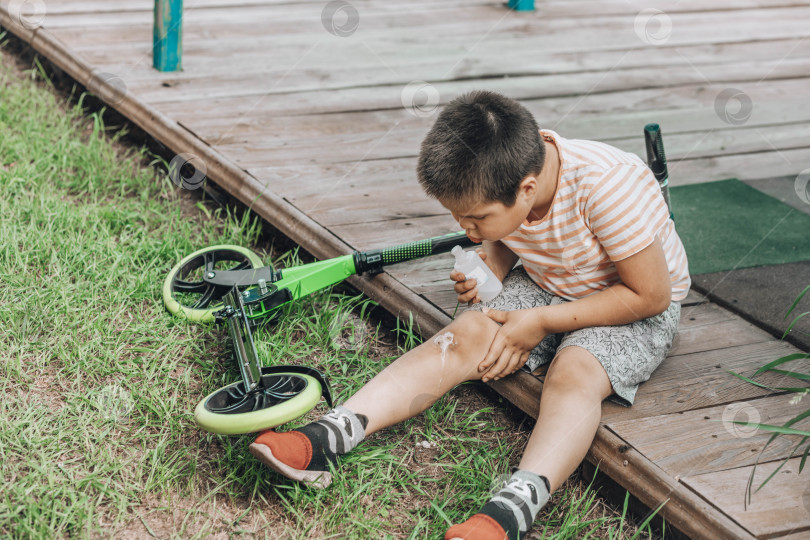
[440,196,531,244]
[439,174,539,243]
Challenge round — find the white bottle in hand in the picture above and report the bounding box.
[451,245,503,303]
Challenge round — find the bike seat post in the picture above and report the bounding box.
[222,288,263,393]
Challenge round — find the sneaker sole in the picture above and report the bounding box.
[249,442,332,489]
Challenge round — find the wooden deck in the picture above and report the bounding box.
[3,0,809,537]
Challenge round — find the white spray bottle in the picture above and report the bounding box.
[451,245,503,303]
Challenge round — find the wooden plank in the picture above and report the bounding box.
[180,85,808,151]
[771,530,810,540]
[211,112,809,175]
[670,147,810,185]
[240,129,809,188]
[61,14,809,67]
[42,0,496,15]
[83,39,810,102]
[422,288,462,315]
[38,2,505,30]
[610,122,810,181]
[329,215,461,250]
[683,288,707,306]
[184,98,810,192]
[389,258,456,295]
[254,159,447,229]
[489,371,544,419]
[669,317,777,357]
[40,0,810,17]
[299,146,800,196]
[177,80,810,175]
[48,5,810,97]
[41,4,810,54]
[256,158,420,198]
[682,457,810,538]
[61,35,804,110]
[0,2,39,42]
[599,340,804,424]
[608,393,810,478]
[586,424,758,540]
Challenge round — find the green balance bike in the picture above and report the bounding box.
[163,231,475,435]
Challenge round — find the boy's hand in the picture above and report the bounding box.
[478,307,547,382]
[449,249,490,305]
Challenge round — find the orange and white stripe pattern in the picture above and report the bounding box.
[501,130,691,302]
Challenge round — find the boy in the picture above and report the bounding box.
[249,90,690,539]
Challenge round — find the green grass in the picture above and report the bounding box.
[0,38,666,539]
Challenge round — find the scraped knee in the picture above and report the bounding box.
[432,310,500,378]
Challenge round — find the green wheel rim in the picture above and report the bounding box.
[194,373,323,434]
[162,245,264,323]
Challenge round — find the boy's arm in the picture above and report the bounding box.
[478,237,672,382]
[538,235,672,332]
[480,240,519,282]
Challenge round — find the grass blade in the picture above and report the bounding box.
[783,310,810,338]
[785,284,810,318]
[751,353,810,377]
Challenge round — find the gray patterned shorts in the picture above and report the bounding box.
[464,266,681,407]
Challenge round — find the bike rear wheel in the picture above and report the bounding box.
[163,245,264,323]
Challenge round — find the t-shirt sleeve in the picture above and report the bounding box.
[582,164,670,262]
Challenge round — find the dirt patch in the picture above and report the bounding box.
[29,362,68,414]
[107,492,289,539]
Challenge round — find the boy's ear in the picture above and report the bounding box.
[518,175,539,201]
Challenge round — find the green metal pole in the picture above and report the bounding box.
[153,0,183,72]
[508,0,534,11]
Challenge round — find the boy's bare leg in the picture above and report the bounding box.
[250,311,501,487]
[344,310,501,435]
[253,312,614,538]
[517,345,614,492]
[445,345,613,540]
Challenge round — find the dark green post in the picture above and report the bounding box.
[153,0,183,72]
[644,123,674,220]
[508,0,534,10]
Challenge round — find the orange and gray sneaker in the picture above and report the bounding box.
[445,469,550,540]
[249,405,368,489]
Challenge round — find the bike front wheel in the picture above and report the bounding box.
[194,370,323,434]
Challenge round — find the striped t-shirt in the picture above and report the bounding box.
[501,130,691,302]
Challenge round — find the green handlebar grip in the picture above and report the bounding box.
[380,239,433,264]
[354,231,475,274]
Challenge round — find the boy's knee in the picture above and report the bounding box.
[448,310,499,348]
[545,347,613,399]
[436,310,499,373]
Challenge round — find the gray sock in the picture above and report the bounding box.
[315,405,367,455]
[484,469,551,539]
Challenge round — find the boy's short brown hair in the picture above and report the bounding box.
[417,90,545,207]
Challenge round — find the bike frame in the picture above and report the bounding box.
[208,230,476,403]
